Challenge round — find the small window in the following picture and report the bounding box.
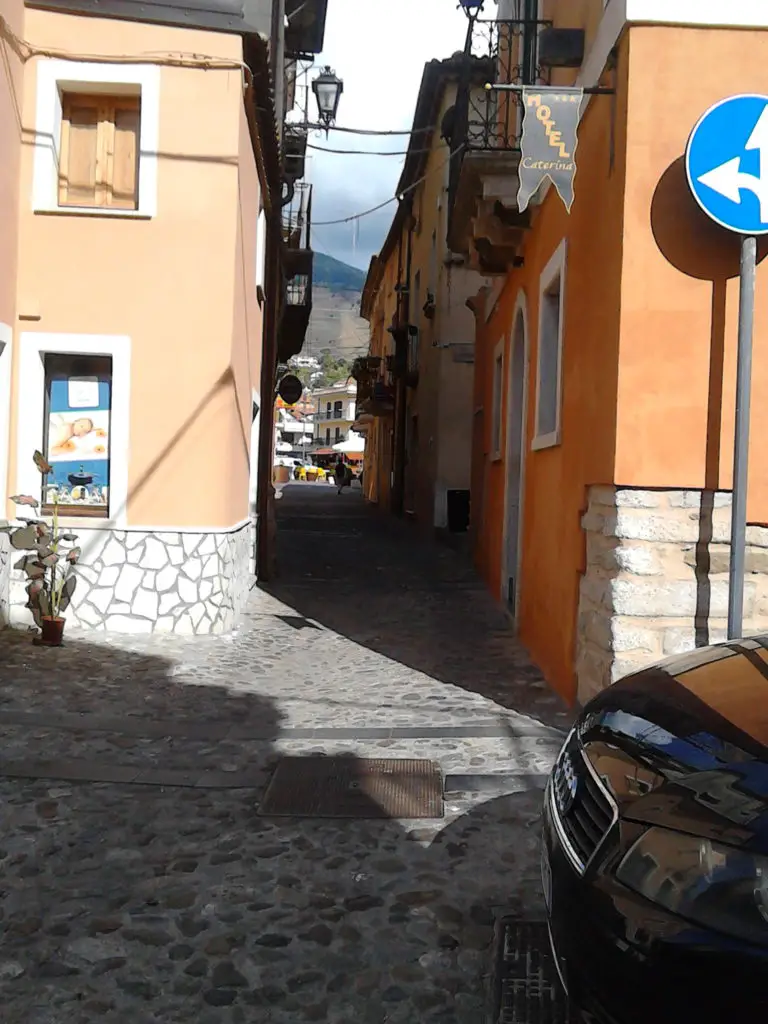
[534,240,566,449]
[42,354,113,516]
[491,344,503,460]
[326,402,331,419]
[333,400,343,419]
[59,92,141,210]
[335,427,341,442]
[325,428,330,444]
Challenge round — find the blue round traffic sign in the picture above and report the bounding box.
[686,94,768,235]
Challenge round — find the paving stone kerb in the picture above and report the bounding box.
[577,485,768,702]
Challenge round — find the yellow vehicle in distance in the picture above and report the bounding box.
[294,463,327,482]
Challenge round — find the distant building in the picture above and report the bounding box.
[290,354,320,370]
[359,55,490,525]
[311,381,356,449]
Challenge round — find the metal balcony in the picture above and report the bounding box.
[279,181,313,362]
[284,125,308,189]
[285,0,328,57]
[446,12,549,272]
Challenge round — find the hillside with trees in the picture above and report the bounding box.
[304,253,370,366]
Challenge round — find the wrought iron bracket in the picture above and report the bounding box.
[485,82,615,95]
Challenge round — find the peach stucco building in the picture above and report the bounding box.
[0,0,326,634]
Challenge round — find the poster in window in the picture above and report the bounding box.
[67,376,100,409]
[46,376,110,510]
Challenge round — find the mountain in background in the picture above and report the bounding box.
[305,252,370,365]
[313,252,367,294]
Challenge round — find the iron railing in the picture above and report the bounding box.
[464,13,550,153]
[283,180,312,311]
[282,180,312,250]
[447,10,549,241]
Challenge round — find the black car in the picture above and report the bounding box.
[542,637,768,1024]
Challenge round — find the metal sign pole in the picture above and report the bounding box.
[728,234,757,638]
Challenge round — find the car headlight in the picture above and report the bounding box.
[616,827,768,946]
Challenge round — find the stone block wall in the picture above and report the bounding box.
[576,486,768,703]
[8,520,254,635]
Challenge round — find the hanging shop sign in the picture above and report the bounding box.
[517,87,584,214]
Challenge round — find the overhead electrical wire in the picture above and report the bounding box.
[307,142,441,156]
[304,122,437,136]
[0,15,252,79]
[313,143,464,226]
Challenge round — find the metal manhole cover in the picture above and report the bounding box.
[259,757,444,819]
[492,921,568,1024]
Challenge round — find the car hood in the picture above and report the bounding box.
[579,638,768,853]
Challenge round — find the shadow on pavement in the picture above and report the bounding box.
[0,628,554,1024]
[263,482,570,730]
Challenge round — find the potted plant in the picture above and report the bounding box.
[0,450,80,646]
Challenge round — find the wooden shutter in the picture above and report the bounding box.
[59,97,99,207]
[109,102,140,209]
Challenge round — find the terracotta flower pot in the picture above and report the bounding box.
[39,616,65,647]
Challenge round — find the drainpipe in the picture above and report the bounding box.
[255,0,285,581]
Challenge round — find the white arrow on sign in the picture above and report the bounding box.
[697,105,768,224]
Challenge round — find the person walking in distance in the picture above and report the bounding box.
[333,457,348,495]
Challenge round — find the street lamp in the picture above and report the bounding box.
[312,66,344,136]
[458,0,484,14]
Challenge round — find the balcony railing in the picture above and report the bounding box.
[284,124,308,188]
[283,180,312,251]
[459,14,550,155]
[446,10,550,256]
[279,182,313,362]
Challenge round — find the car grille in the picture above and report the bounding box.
[551,736,616,872]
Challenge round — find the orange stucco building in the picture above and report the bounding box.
[0,0,326,634]
[465,1,768,705]
[361,0,768,707]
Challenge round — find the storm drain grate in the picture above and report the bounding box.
[490,920,568,1024]
[258,757,444,819]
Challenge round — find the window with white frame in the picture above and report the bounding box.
[16,333,131,527]
[491,341,504,460]
[33,60,160,217]
[533,239,567,450]
[58,93,140,210]
[42,354,113,515]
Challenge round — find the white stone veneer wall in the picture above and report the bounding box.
[577,486,768,704]
[7,520,254,635]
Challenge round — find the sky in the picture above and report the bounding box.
[297,0,496,271]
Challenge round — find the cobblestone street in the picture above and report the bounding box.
[0,484,572,1023]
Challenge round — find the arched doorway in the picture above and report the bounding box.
[501,295,528,623]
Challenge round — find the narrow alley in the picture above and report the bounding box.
[0,483,571,1024]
